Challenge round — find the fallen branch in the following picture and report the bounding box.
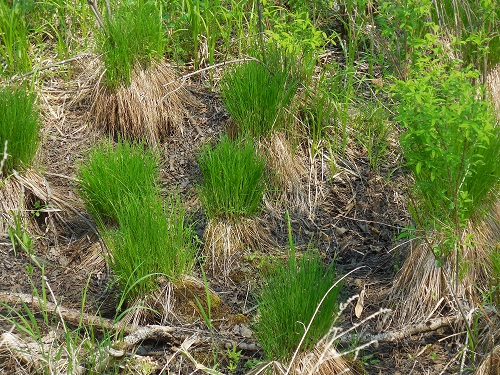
[0,331,86,375]
[0,292,260,353]
[0,291,131,333]
[340,315,463,345]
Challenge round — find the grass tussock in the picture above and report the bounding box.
[77,139,160,225]
[198,134,266,221]
[0,86,39,175]
[254,243,342,361]
[98,0,165,89]
[220,50,299,138]
[92,0,198,146]
[78,140,196,307]
[92,60,198,147]
[104,193,196,305]
[389,202,499,326]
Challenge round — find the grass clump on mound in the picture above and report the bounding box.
[198,134,269,278]
[78,140,196,304]
[220,49,299,138]
[98,0,165,90]
[0,86,39,175]
[389,56,500,324]
[198,134,266,221]
[104,194,196,302]
[77,140,160,225]
[92,0,197,146]
[254,237,342,361]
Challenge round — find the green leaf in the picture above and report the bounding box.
[415,162,422,175]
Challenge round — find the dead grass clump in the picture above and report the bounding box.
[0,169,71,237]
[388,202,500,327]
[249,343,363,375]
[290,344,363,375]
[117,276,224,326]
[260,132,315,216]
[203,218,273,281]
[475,345,500,375]
[487,63,500,117]
[91,60,199,147]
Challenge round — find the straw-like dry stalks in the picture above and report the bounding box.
[388,202,499,327]
[203,217,273,281]
[487,63,500,117]
[118,276,223,326]
[260,132,318,217]
[287,343,363,375]
[0,169,71,237]
[475,345,500,375]
[91,60,200,147]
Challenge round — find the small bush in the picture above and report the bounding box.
[77,140,160,225]
[197,135,266,221]
[104,193,196,301]
[220,49,299,137]
[254,240,342,360]
[98,0,165,89]
[395,59,500,260]
[0,86,39,175]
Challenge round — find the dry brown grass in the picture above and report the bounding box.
[203,217,274,281]
[260,132,319,217]
[487,64,500,117]
[0,169,73,237]
[388,201,500,327]
[248,343,363,375]
[475,345,500,375]
[91,60,200,147]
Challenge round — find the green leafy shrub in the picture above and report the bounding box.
[264,7,328,82]
[197,135,265,221]
[220,49,299,137]
[254,242,342,361]
[98,0,165,89]
[77,140,160,225]
[395,59,500,260]
[0,86,39,174]
[104,193,196,301]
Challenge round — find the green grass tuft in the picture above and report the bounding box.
[77,139,160,225]
[104,193,196,301]
[254,223,342,360]
[220,49,299,138]
[0,86,39,175]
[98,0,165,89]
[197,134,266,221]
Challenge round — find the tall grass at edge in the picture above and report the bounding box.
[0,86,39,175]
